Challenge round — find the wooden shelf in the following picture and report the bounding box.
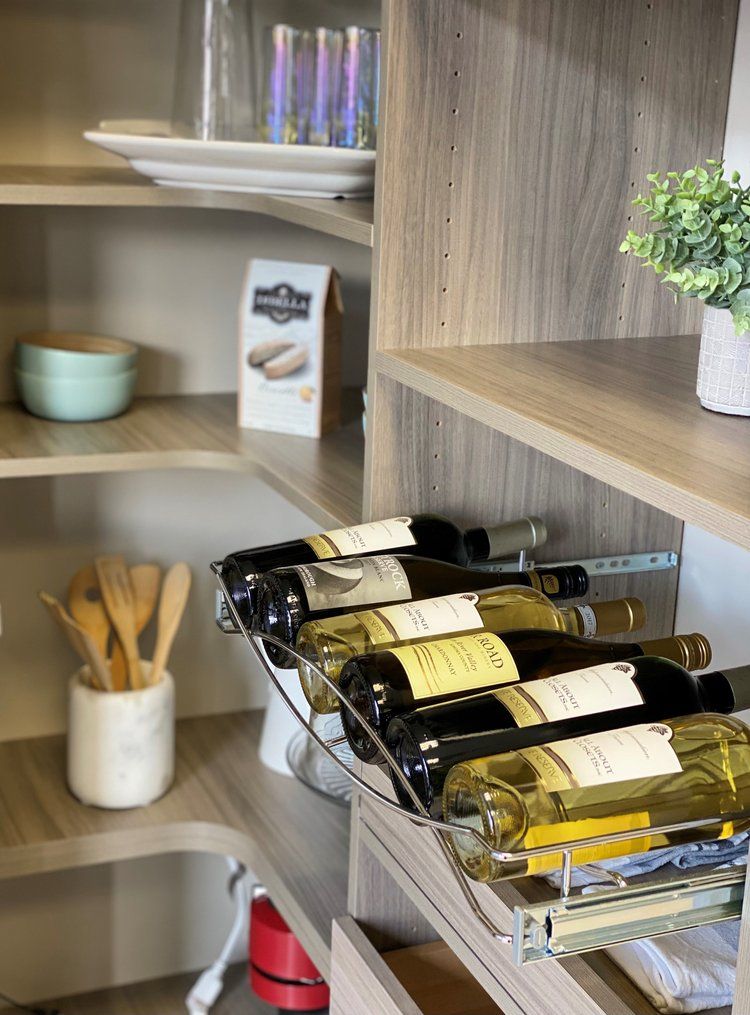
[0,710,349,979]
[0,393,364,528]
[8,963,271,1015]
[378,335,750,551]
[0,166,374,247]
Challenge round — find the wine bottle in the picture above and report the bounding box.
[442,708,750,882]
[221,514,546,626]
[339,624,689,765]
[258,559,592,669]
[297,585,642,714]
[387,645,727,816]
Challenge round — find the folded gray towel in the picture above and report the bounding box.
[546,832,749,889]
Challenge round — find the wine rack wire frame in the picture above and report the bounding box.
[211,562,748,964]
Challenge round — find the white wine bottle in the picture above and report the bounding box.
[297,586,645,714]
[442,710,750,883]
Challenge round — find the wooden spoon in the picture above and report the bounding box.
[39,591,113,691]
[110,564,161,690]
[149,562,192,686]
[95,555,144,690]
[68,565,111,661]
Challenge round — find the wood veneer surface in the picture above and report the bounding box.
[0,166,374,246]
[0,711,349,978]
[378,335,750,550]
[0,393,364,529]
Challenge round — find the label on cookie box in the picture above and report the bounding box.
[238,259,342,438]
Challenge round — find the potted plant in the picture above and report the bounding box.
[620,159,750,415]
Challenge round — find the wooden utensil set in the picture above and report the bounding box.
[40,556,191,692]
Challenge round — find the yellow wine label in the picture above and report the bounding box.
[519,723,681,794]
[354,592,483,645]
[303,517,415,559]
[495,662,642,727]
[524,812,653,876]
[388,633,520,702]
[294,556,412,611]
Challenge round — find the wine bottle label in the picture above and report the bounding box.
[388,633,520,702]
[524,812,652,875]
[293,555,412,612]
[303,517,416,560]
[527,572,561,596]
[574,604,597,638]
[519,723,681,793]
[495,662,643,727]
[354,592,483,645]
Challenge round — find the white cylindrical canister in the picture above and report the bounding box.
[67,662,175,809]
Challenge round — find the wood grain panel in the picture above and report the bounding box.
[377,336,750,551]
[331,917,503,1015]
[0,394,364,528]
[0,166,374,246]
[0,711,349,979]
[367,375,682,642]
[374,0,737,349]
[331,918,425,1015]
[349,798,438,951]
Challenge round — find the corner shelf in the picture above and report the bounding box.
[22,963,268,1015]
[0,393,364,529]
[377,335,750,551]
[0,166,374,247]
[0,710,349,979]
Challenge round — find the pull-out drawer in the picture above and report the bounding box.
[330,916,503,1015]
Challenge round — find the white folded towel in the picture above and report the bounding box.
[607,921,739,1014]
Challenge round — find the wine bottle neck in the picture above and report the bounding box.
[697,670,737,714]
[716,665,750,713]
[566,598,646,638]
[465,517,547,562]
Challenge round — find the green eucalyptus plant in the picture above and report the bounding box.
[620,158,750,336]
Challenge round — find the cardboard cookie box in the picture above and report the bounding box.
[238,259,342,438]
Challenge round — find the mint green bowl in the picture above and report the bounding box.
[15,331,138,379]
[15,368,137,422]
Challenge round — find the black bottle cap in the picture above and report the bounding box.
[716,665,750,713]
[536,564,589,599]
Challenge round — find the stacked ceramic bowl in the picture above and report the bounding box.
[15,332,138,422]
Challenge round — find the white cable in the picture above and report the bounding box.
[185,858,252,1014]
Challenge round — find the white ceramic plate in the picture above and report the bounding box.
[83,120,375,199]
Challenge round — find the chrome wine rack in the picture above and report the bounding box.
[211,561,748,965]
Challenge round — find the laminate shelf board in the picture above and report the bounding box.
[0,711,349,979]
[4,963,271,1015]
[0,166,374,247]
[0,393,364,528]
[377,335,750,551]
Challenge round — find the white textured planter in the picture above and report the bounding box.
[696,305,750,415]
[67,663,175,809]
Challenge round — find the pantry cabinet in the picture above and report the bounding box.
[0,0,748,1012]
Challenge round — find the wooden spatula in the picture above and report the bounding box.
[68,565,111,662]
[39,591,113,692]
[111,564,161,690]
[94,555,144,690]
[149,562,192,686]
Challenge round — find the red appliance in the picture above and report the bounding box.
[249,895,330,1011]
